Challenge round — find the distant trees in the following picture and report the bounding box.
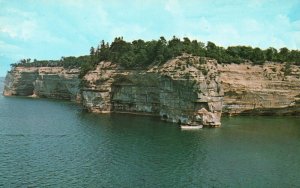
[265,47,277,61]
[251,47,265,64]
[11,36,300,77]
[11,55,91,70]
[278,47,289,62]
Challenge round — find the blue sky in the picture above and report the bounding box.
[0,0,299,76]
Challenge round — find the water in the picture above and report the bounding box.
[1,77,300,187]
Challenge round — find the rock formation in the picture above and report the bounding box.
[3,67,81,101]
[3,55,223,127]
[4,55,300,127]
[81,55,223,126]
[218,62,300,115]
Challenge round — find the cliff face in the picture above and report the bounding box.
[81,55,223,126]
[4,56,300,126]
[218,63,300,115]
[4,67,38,96]
[3,55,223,127]
[3,67,81,101]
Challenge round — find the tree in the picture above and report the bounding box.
[206,41,217,52]
[289,50,300,64]
[90,47,95,56]
[251,47,265,64]
[279,47,289,62]
[168,36,183,57]
[20,59,26,64]
[119,51,135,68]
[206,41,221,60]
[10,36,299,78]
[227,46,240,57]
[264,47,277,61]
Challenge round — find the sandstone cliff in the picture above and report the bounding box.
[3,55,223,127]
[3,56,300,127]
[81,55,223,126]
[3,67,81,101]
[218,62,300,115]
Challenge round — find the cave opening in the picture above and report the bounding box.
[162,114,168,120]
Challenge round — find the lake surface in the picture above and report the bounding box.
[1,77,300,187]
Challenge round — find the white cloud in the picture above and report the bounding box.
[0,7,64,43]
[165,0,182,16]
[0,8,36,40]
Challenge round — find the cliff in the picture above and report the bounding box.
[81,55,223,126]
[3,56,300,127]
[3,55,223,127]
[3,67,81,101]
[218,62,300,115]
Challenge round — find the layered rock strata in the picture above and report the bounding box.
[5,56,299,126]
[218,63,300,115]
[3,55,223,127]
[81,55,223,126]
[3,67,80,101]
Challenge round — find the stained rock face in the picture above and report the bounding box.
[3,67,81,101]
[218,63,300,115]
[81,55,224,127]
[5,57,224,127]
[34,68,81,101]
[4,57,300,127]
[3,67,38,96]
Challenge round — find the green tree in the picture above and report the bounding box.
[90,47,95,56]
[279,47,289,62]
[264,47,277,61]
[11,36,300,78]
[251,47,265,64]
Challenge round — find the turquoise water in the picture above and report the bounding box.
[1,78,300,187]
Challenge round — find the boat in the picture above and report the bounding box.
[180,124,203,130]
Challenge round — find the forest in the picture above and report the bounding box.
[11,36,300,77]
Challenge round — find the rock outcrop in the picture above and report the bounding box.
[218,62,300,115]
[81,55,223,127]
[3,67,81,101]
[4,55,299,127]
[4,67,38,96]
[3,55,223,127]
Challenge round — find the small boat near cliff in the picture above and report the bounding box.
[180,124,203,130]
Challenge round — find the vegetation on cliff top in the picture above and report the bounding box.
[11,36,300,77]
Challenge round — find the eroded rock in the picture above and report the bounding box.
[3,56,225,127]
[81,55,224,127]
[3,67,81,101]
[218,62,300,115]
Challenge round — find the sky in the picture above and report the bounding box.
[0,0,299,76]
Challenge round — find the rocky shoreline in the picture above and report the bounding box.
[3,55,300,127]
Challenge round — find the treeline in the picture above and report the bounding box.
[89,36,300,66]
[10,56,91,68]
[11,36,300,77]
[11,56,92,77]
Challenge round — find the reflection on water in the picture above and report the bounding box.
[0,77,300,187]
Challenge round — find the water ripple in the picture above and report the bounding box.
[0,93,300,187]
